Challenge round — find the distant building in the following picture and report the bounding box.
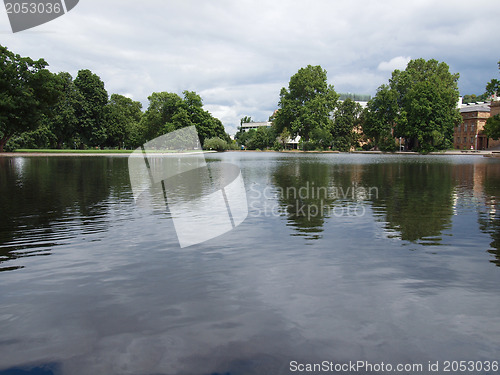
[453,97,500,150]
[240,121,272,132]
[454,103,490,150]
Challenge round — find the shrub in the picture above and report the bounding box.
[203,137,230,152]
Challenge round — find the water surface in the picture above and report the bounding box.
[1,153,500,374]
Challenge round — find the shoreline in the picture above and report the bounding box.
[1,150,498,157]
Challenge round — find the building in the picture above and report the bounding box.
[240,121,272,132]
[454,103,490,150]
[453,96,500,150]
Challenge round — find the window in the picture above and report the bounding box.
[464,123,468,131]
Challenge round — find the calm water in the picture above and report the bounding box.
[1,153,500,375]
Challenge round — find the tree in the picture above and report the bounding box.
[331,98,363,151]
[240,116,252,125]
[203,137,231,151]
[484,114,500,140]
[0,45,60,152]
[485,60,500,97]
[462,93,489,104]
[104,94,142,149]
[74,69,108,148]
[182,91,228,144]
[390,58,461,151]
[141,92,183,141]
[274,65,338,142]
[362,84,398,150]
[46,72,83,149]
[141,90,228,146]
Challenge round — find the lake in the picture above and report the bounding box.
[1,153,500,375]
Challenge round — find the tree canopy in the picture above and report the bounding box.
[362,84,398,150]
[140,90,228,147]
[274,65,338,142]
[1,45,231,152]
[331,98,363,151]
[0,44,61,152]
[485,60,500,97]
[389,58,461,151]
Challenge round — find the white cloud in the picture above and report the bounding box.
[377,56,411,72]
[1,0,499,135]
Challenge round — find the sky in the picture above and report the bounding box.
[1,0,499,135]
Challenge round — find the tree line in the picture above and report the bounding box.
[2,43,498,153]
[0,44,231,152]
[237,59,499,153]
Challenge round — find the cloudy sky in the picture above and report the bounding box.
[1,0,499,135]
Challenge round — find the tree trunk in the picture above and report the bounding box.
[0,135,11,152]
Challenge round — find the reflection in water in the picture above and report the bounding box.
[2,154,500,375]
[364,162,455,245]
[0,157,132,272]
[475,162,500,266]
[271,161,377,240]
[268,156,500,260]
[272,161,333,239]
[270,157,457,245]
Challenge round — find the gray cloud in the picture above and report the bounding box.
[1,0,499,134]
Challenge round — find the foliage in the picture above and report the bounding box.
[331,98,362,151]
[0,44,61,152]
[235,126,276,150]
[484,114,500,140]
[390,58,461,151]
[73,69,109,148]
[275,128,291,150]
[104,94,142,149]
[44,72,83,149]
[462,93,490,104]
[203,137,232,151]
[141,90,228,146]
[338,93,371,101]
[240,116,252,125]
[274,65,338,142]
[485,60,500,97]
[362,84,398,150]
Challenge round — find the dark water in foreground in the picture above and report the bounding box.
[1,153,500,375]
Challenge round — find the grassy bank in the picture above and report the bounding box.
[14,149,134,154]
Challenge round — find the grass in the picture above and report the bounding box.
[14,149,133,154]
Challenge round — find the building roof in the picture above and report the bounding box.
[460,104,490,113]
[241,122,272,128]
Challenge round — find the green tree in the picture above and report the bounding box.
[331,98,362,151]
[141,90,228,147]
[484,114,500,140]
[182,91,228,144]
[362,84,398,150]
[203,136,231,151]
[0,45,60,152]
[274,65,338,142]
[104,94,142,149]
[390,58,461,152]
[462,93,489,104]
[240,116,252,125]
[74,69,109,148]
[45,72,83,149]
[141,92,183,141]
[485,60,500,97]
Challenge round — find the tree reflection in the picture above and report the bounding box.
[271,159,370,239]
[271,160,331,239]
[363,162,455,244]
[476,162,500,266]
[0,157,130,271]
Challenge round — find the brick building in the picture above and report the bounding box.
[454,103,490,150]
